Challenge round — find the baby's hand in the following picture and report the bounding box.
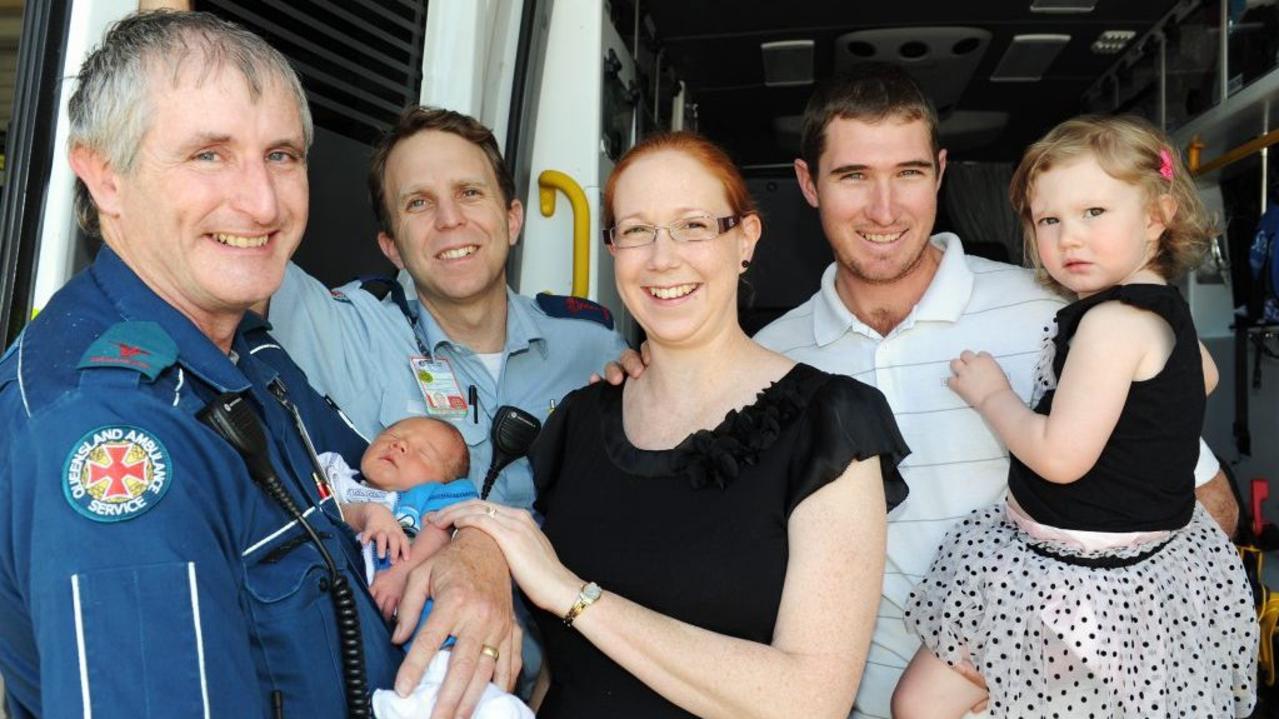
[947,350,1012,409]
[370,564,411,620]
[359,504,410,564]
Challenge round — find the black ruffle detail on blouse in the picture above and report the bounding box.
[530,363,911,518]
[676,375,805,490]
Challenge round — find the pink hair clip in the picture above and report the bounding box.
[1158,148,1175,181]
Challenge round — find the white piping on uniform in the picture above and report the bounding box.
[187,562,210,719]
[17,332,30,417]
[173,367,185,407]
[242,505,319,557]
[71,574,92,719]
[246,342,370,443]
[332,404,369,443]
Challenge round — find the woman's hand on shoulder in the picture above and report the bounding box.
[428,501,582,616]
[592,343,650,385]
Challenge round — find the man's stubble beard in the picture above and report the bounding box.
[841,235,932,286]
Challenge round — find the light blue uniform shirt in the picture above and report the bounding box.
[269,263,629,511]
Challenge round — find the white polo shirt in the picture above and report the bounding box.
[756,234,1220,719]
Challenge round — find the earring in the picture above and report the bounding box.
[741,259,752,269]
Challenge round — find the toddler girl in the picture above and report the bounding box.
[895,115,1257,718]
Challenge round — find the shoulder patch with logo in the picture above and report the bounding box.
[535,293,614,330]
[77,321,178,381]
[63,426,172,522]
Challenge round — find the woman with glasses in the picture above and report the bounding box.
[429,132,909,717]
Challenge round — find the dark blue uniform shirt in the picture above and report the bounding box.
[0,247,402,718]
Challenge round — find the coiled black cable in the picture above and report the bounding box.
[199,392,371,718]
[257,468,370,719]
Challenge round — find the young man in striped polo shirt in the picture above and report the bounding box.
[752,62,1236,719]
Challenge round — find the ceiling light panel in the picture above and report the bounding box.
[761,40,815,87]
[991,34,1071,82]
[1030,0,1098,12]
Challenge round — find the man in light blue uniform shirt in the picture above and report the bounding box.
[267,106,628,514]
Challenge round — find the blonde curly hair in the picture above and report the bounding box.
[1008,115,1217,292]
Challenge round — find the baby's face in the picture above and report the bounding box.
[360,418,461,491]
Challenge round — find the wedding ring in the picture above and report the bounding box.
[481,644,500,661]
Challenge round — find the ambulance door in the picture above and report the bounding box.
[1,0,136,351]
[516,0,641,341]
[416,0,557,306]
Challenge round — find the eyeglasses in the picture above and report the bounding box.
[604,215,741,248]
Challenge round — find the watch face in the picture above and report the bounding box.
[583,582,602,601]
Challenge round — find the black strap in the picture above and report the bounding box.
[1025,536,1173,569]
[357,275,430,357]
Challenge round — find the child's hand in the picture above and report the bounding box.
[359,504,410,564]
[370,563,411,620]
[948,350,1013,409]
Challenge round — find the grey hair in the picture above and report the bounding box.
[69,10,313,236]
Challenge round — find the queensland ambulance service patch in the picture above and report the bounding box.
[63,426,171,522]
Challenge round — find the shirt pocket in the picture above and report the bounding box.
[451,414,489,447]
[241,534,345,707]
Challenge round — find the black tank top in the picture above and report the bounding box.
[1008,284,1203,532]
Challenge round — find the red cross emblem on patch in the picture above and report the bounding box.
[64,426,172,522]
[85,443,149,500]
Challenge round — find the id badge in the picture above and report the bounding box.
[410,356,468,418]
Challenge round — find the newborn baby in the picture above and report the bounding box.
[321,416,532,719]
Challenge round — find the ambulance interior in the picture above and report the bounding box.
[2,0,1279,712]
[240,0,1279,529]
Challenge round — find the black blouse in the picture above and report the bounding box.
[1008,284,1204,531]
[530,363,909,717]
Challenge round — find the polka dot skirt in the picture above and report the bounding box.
[905,503,1258,717]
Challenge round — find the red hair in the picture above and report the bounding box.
[602,131,759,230]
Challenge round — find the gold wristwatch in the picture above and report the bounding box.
[562,581,602,627]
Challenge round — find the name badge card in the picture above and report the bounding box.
[409,356,468,418]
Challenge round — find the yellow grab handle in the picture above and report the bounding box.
[537,170,590,298]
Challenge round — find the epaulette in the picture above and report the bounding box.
[76,321,178,382]
[535,292,614,330]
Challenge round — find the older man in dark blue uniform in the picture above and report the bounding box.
[0,11,515,719]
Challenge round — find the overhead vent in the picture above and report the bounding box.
[761,40,814,87]
[1029,0,1098,12]
[1091,30,1136,55]
[833,27,991,114]
[990,34,1070,82]
[196,0,428,144]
